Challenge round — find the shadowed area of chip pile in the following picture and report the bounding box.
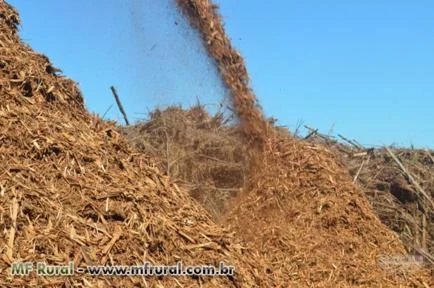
[0,2,268,287]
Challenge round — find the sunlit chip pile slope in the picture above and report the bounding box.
[0,2,268,287]
[176,0,433,286]
[0,0,432,287]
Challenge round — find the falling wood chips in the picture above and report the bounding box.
[0,3,264,287]
[0,1,433,287]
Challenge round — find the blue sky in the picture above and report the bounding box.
[7,0,434,148]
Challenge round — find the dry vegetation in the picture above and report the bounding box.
[0,0,433,287]
[305,130,434,266]
[224,134,433,286]
[122,106,248,219]
[174,0,434,286]
[0,2,267,287]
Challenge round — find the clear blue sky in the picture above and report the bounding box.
[7,0,434,148]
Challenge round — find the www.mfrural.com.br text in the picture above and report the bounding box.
[11,261,235,277]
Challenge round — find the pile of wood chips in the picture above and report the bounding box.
[1,0,433,287]
[121,106,248,220]
[0,2,268,287]
[224,134,433,287]
[174,1,433,286]
[305,129,434,271]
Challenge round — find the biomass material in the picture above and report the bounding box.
[224,134,433,287]
[174,0,433,285]
[306,130,434,268]
[0,2,268,286]
[122,106,247,219]
[1,0,432,287]
[175,0,268,143]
